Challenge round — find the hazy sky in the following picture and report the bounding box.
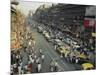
[17,0,53,16]
[13,0,96,16]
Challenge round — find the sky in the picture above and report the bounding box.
[12,0,96,16]
[17,0,53,16]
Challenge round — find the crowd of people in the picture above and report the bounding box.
[11,29,62,74]
[11,31,42,74]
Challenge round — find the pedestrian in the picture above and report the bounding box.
[30,49,33,53]
[54,61,58,72]
[18,65,21,74]
[31,56,35,63]
[75,57,79,64]
[69,55,72,63]
[37,63,41,72]
[70,51,74,63]
[12,53,16,64]
[34,54,37,62]
[36,57,40,64]
[50,65,54,72]
[29,55,32,60]
[11,65,14,75]
[11,52,14,65]
[24,65,28,72]
[16,54,20,63]
[13,63,18,74]
[72,56,76,63]
[54,45,57,50]
[31,52,34,57]
[41,54,45,62]
[39,49,42,55]
[32,46,34,51]
[27,61,32,73]
[21,68,24,74]
[66,54,70,62]
[50,60,54,72]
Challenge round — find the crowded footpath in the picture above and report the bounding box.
[11,31,61,75]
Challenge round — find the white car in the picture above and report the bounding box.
[43,31,51,41]
[37,26,43,33]
[54,39,63,46]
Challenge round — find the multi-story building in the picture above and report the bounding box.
[11,1,26,50]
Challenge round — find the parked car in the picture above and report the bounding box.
[63,38,71,45]
[53,39,63,46]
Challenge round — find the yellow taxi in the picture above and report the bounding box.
[57,46,70,57]
[77,53,87,59]
[82,63,94,70]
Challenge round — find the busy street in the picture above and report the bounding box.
[11,0,96,75]
[11,26,82,74]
